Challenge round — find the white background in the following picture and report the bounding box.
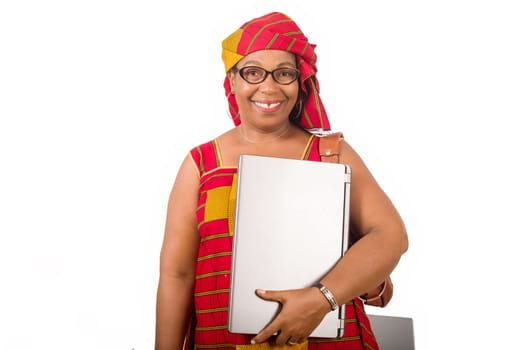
[1,1,523,349]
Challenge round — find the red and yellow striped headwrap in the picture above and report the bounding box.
[221,12,331,131]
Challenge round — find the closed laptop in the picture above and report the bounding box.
[228,154,351,338]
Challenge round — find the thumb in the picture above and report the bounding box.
[255,289,283,303]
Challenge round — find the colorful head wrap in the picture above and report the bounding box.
[221,12,331,131]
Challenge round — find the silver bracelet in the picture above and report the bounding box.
[314,283,339,311]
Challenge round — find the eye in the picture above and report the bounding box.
[243,67,264,78]
[274,68,299,83]
[278,69,295,77]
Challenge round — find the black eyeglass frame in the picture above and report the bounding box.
[237,66,300,85]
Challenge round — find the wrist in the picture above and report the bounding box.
[313,282,339,311]
[358,280,387,304]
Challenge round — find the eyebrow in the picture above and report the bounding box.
[239,60,296,68]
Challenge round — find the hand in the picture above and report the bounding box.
[250,287,332,346]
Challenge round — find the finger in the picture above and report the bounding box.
[255,289,284,303]
[286,338,299,346]
[285,334,308,346]
[251,322,280,345]
[274,331,292,346]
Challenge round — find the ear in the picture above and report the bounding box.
[227,71,236,94]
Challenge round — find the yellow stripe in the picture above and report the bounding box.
[195,306,228,314]
[310,81,323,128]
[264,33,279,49]
[229,173,238,236]
[309,336,361,343]
[302,107,313,129]
[202,172,236,183]
[195,146,205,174]
[200,173,236,193]
[363,341,378,350]
[200,166,237,180]
[197,252,231,262]
[285,30,302,37]
[196,270,230,280]
[195,325,228,331]
[299,43,308,56]
[245,19,291,54]
[196,344,237,349]
[197,220,205,231]
[300,134,315,160]
[195,288,229,297]
[302,81,315,128]
[201,232,230,242]
[360,320,374,337]
[286,38,296,51]
[212,139,223,167]
[354,300,365,313]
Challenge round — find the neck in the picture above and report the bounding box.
[238,124,291,144]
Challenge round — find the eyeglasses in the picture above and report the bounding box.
[237,66,300,85]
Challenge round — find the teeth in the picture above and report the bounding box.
[255,102,280,109]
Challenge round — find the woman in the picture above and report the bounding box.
[155,12,408,350]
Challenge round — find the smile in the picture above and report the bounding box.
[254,101,281,110]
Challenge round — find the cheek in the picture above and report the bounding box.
[234,87,256,111]
[234,86,253,103]
[288,86,300,104]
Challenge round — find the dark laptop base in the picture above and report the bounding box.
[368,314,415,350]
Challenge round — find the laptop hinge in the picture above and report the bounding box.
[337,318,345,338]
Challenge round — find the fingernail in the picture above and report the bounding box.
[257,289,266,294]
[251,339,256,344]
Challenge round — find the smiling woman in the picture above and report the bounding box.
[155,11,408,350]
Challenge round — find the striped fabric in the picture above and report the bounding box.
[221,12,330,131]
[186,135,379,350]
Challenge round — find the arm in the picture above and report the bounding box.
[319,140,408,304]
[252,141,408,345]
[155,154,201,350]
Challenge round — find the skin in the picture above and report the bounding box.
[155,49,408,349]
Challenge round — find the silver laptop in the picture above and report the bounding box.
[228,154,351,338]
[368,314,415,350]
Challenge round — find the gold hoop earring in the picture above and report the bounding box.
[225,92,234,120]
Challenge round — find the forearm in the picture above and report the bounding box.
[155,275,195,350]
[320,226,407,306]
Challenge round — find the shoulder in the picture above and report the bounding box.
[189,139,215,160]
[338,138,368,170]
[188,129,235,177]
[187,139,217,178]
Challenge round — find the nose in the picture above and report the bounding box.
[258,73,280,93]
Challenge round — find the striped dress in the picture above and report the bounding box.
[187,134,379,350]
